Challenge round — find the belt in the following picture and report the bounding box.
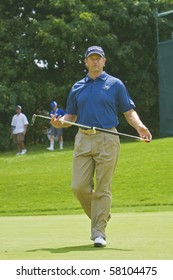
[79,128,96,135]
[79,127,115,135]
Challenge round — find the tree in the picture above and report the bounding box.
[0,0,173,150]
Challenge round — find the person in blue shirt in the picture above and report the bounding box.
[47,101,66,151]
[51,46,152,247]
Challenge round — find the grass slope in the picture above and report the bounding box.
[0,138,173,216]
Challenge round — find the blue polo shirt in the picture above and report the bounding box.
[66,71,135,128]
[50,108,66,117]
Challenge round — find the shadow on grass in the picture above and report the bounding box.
[27,244,133,254]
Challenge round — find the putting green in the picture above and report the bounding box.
[0,212,173,260]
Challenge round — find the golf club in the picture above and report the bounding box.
[31,113,148,142]
[31,114,51,126]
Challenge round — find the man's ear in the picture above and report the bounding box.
[84,58,88,68]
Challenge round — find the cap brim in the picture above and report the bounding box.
[86,51,104,58]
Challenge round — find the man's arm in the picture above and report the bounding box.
[23,124,28,135]
[124,109,152,141]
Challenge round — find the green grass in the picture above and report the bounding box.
[0,137,173,216]
[0,138,173,260]
[0,212,173,260]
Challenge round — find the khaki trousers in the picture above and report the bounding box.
[72,130,120,240]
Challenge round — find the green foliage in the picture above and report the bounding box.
[0,0,173,150]
[0,138,172,216]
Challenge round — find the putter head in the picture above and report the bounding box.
[31,114,37,126]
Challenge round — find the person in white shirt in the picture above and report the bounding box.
[11,105,29,155]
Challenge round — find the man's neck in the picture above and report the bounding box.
[88,70,103,80]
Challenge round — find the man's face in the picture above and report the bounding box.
[85,54,106,73]
[16,108,21,115]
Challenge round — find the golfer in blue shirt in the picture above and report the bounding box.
[51,46,152,247]
[47,101,66,151]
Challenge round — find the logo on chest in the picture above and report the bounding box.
[102,85,110,90]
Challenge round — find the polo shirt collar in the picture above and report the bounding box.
[85,71,107,82]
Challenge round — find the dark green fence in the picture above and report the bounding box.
[158,39,173,137]
[156,8,173,137]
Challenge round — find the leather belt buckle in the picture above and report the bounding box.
[79,128,96,135]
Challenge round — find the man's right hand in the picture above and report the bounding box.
[50,115,63,128]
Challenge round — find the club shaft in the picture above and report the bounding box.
[93,127,143,140]
[32,114,144,141]
[36,115,51,120]
[61,120,143,141]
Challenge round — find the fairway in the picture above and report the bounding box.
[0,138,173,216]
[0,211,173,260]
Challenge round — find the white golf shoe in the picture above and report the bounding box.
[21,149,27,155]
[94,236,106,247]
[47,147,54,151]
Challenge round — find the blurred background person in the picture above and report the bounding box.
[47,101,66,151]
[11,105,29,155]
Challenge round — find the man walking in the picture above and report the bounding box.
[11,105,29,155]
[51,46,152,247]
